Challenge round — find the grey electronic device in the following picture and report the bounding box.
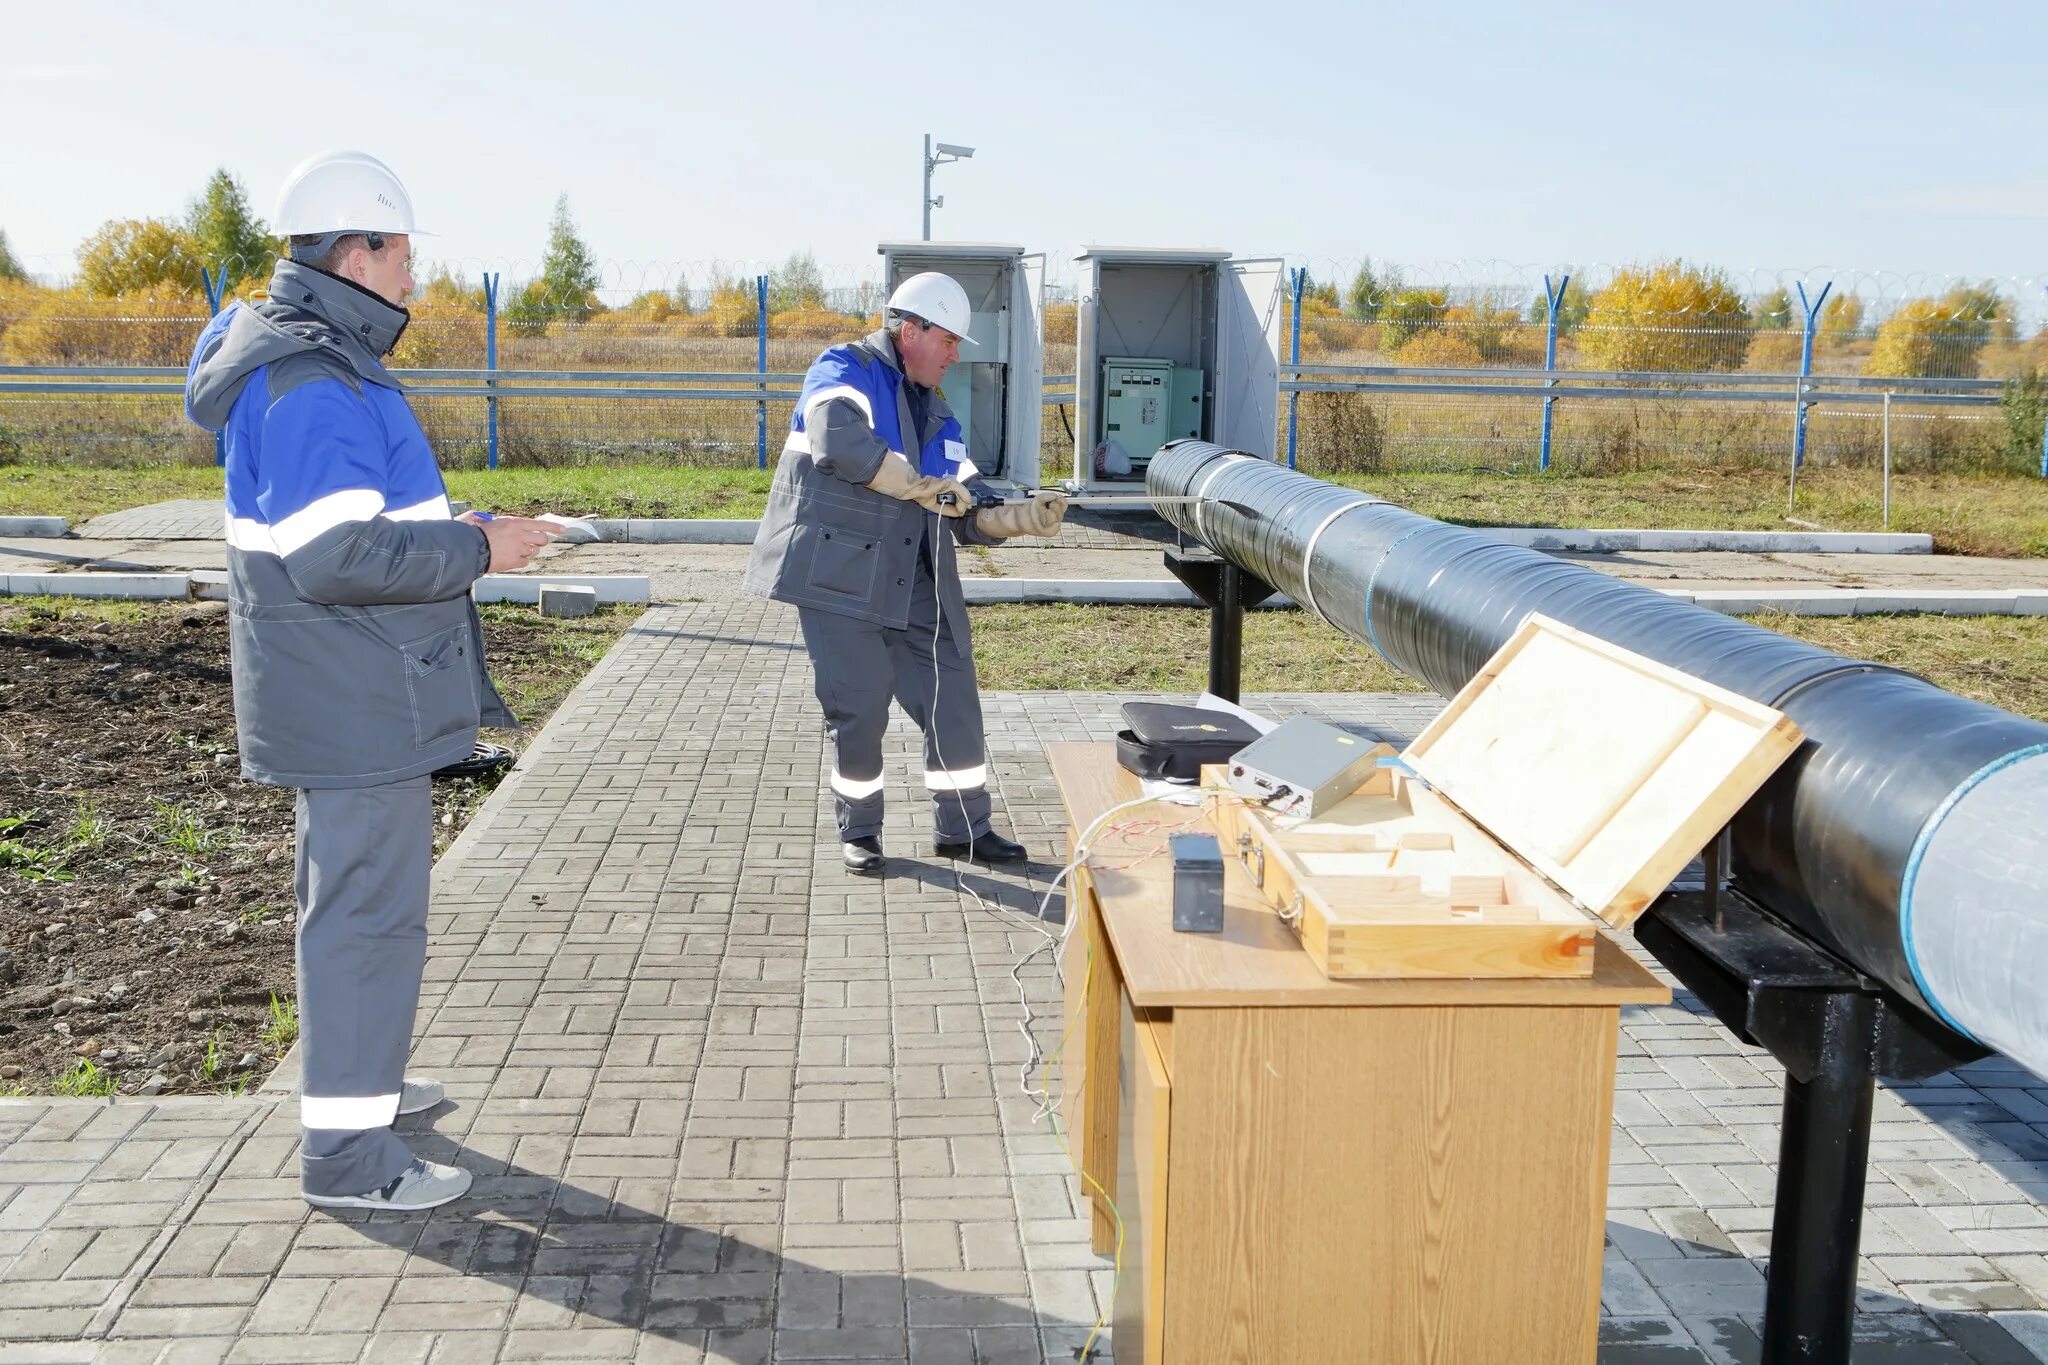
[1222,716,1382,818]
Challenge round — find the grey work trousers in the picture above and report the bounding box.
[294,777,430,1198]
[798,569,991,844]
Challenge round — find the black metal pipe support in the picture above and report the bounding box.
[1636,889,1985,1364]
[1765,993,1877,1364]
[1163,546,1274,704]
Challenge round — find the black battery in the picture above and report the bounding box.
[1169,833,1226,933]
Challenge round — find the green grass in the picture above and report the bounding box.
[150,801,219,859]
[0,464,223,520]
[970,605,1426,694]
[968,604,2048,723]
[0,811,74,884]
[1754,611,2048,721]
[66,798,110,851]
[474,603,636,720]
[262,993,298,1054]
[52,1059,116,1098]
[0,597,152,628]
[444,466,773,520]
[198,1032,227,1086]
[1331,467,2048,558]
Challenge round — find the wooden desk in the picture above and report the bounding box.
[1050,742,1670,1365]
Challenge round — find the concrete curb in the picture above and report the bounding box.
[560,517,1935,555]
[2,572,193,599]
[12,570,652,607]
[1684,588,2048,617]
[0,516,70,538]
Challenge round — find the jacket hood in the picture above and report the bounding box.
[864,328,908,378]
[185,260,409,432]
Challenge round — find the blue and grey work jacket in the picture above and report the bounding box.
[745,330,999,654]
[184,260,513,789]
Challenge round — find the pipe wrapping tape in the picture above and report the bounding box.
[1296,498,1379,625]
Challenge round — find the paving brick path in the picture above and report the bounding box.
[75,503,227,542]
[1,602,2045,1363]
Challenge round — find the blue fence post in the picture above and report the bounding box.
[756,274,770,471]
[200,265,228,466]
[482,273,500,471]
[1285,267,1304,468]
[1539,273,1569,472]
[1793,281,1832,471]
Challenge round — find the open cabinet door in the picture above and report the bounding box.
[1010,252,1046,488]
[1214,257,1285,458]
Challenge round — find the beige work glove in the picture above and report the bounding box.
[866,450,971,517]
[976,491,1069,538]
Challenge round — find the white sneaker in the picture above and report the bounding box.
[396,1078,445,1116]
[305,1157,472,1211]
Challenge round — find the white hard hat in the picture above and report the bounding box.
[273,150,427,237]
[886,272,976,350]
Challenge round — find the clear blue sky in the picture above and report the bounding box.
[6,0,2045,301]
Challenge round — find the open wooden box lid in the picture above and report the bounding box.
[1400,614,1805,931]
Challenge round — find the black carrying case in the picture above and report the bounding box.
[1114,702,1263,783]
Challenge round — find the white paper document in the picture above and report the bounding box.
[537,513,601,540]
[1195,692,1277,735]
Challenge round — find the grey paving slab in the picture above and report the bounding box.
[75,502,227,542]
[0,600,2043,1362]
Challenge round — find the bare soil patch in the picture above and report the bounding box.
[0,598,631,1097]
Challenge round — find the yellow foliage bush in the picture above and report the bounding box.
[1579,261,1752,372]
[1286,297,1366,359]
[705,278,759,338]
[1746,329,1804,373]
[1379,287,1449,353]
[1441,303,1533,363]
[1864,293,2005,380]
[1043,303,1077,346]
[771,306,867,343]
[390,297,486,369]
[621,290,676,321]
[1819,292,1864,345]
[77,219,203,298]
[0,279,55,354]
[1395,330,1484,369]
[1,284,204,366]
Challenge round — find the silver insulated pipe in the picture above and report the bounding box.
[1148,440,2048,1077]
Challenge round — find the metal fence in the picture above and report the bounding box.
[2,261,2044,479]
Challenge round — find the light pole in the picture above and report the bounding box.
[922,134,975,241]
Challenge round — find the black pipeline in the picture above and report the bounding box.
[1147,440,2048,1075]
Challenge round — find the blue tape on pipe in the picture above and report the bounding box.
[1898,741,2048,1040]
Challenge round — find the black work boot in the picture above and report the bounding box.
[842,836,885,874]
[934,830,1028,864]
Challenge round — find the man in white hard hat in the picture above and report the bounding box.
[746,272,1067,873]
[185,150,559,1211]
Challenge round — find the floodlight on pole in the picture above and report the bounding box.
[922,134,975,240]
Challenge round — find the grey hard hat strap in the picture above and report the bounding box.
[288,230,388,263]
